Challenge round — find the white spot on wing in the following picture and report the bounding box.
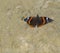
[46,17,49,22]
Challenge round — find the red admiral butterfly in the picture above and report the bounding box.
[24,15,53,27]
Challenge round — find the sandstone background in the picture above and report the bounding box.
[0,0,60,53]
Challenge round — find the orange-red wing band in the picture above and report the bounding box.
[42,17,46,25]
[28,17,33,24]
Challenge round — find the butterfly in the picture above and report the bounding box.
[23,15,53,27]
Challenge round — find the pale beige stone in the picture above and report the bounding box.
[0,0,60,53]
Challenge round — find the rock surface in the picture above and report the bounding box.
[0,0,60,53]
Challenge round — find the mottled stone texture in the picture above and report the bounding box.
[0,0,60,53]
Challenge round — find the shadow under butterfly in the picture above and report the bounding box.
[23,15,53,28]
